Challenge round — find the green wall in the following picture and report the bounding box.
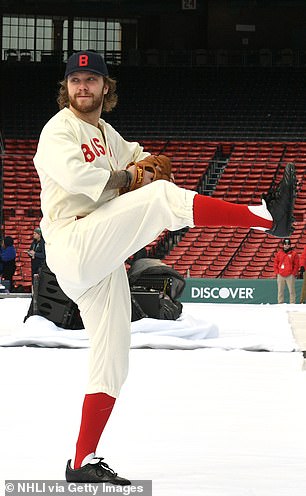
[180,278,304,304]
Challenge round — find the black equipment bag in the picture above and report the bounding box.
[128,258,185,321]
[24,263,84,330]
[24,259,185,326]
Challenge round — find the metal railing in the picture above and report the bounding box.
[3,48,306,68]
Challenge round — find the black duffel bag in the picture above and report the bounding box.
[128,258,185,321]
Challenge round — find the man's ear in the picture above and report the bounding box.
[103,84,109,95]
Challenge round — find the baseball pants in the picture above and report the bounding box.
[277,274,296,304]
[46,181,197,397]
[300,272,306,304]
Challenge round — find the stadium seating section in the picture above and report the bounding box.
[1,64,306,289]
[2,65,306,141]
[1,139,306,289]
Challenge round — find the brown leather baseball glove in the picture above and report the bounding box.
[120,154,172,194]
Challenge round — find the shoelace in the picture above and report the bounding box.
[92,457,118,477]
[263,165,296,206]
[262,184,280,206]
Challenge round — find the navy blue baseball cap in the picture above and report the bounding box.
[65,50,109,78]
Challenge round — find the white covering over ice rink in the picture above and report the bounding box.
[0,298,306,496]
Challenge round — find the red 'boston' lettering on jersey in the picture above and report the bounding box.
[81,144,95,163]
[81,138,106,162]
[91,138,106,156]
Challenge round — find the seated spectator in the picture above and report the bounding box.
[0,236,17,291]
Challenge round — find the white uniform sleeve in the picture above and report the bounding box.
[35,120,110,202]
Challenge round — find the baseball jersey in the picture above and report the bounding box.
[34,107,149,241]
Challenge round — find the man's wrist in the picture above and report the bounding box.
[104,170,133,191]
[125,169,132,188]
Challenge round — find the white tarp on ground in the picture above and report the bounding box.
[0,298,301,351]
[0,299,306,496]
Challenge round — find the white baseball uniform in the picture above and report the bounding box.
[34,107,196,397]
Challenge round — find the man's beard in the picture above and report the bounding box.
[69,92,103,113]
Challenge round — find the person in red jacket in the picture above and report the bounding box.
[274,238,300,304]
[299,246,306,303]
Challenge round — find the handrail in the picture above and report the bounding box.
[0,131,4,244]
[2,48,306,68]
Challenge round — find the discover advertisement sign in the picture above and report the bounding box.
[180,278,303,304]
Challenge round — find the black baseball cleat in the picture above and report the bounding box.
[66,457,131,485]
[262,162,297,238]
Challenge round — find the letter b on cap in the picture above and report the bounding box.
[79,54,88,67]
